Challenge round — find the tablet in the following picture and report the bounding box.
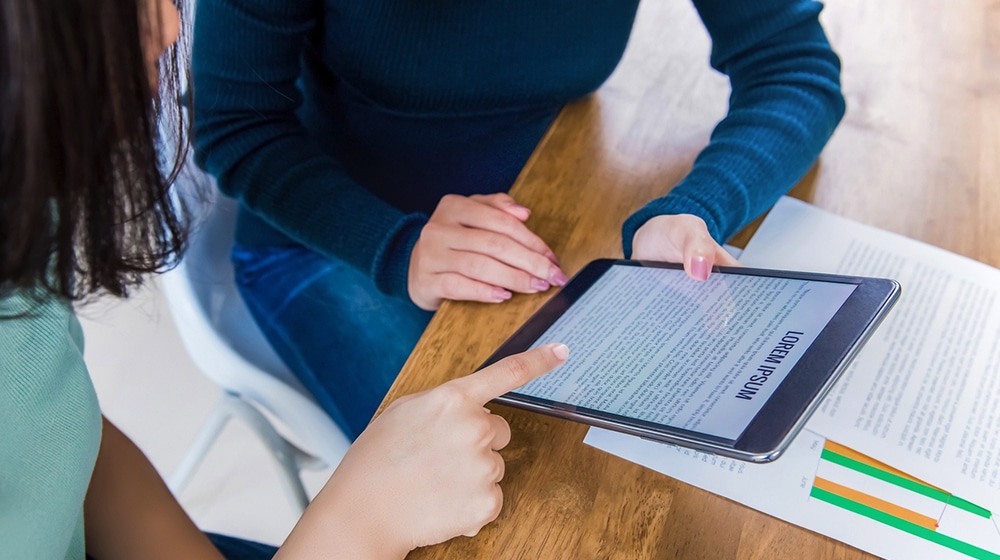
[481,259,900,462]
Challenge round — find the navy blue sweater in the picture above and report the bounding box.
[192,0,844,298]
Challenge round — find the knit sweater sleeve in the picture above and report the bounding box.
[190,0,424,297]
[621,0,845,255]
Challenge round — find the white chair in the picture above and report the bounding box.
[161,168,350,513]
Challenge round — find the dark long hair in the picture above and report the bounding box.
[0,0,188,302]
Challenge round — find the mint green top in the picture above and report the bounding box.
[0,291,102,560]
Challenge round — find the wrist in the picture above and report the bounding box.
[375,214,427,299]
[277,479,411,560]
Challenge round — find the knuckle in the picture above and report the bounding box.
[490,456,505,482]
[517,227,543,246]
[419,221,445,241]
[529,239,550,256]
[481,234,508,254]
[468,418,493,445]
[484,486,504,521]
[496,212,523,232]
[457,256,486,279]
[502,355,533,386]
[438,275,462,299]
[434,381,462,401]
[491,192,512,202]
[512,271,535,292]
[433,195,463,218]
[681,213,708,232]
[450,414,489,445]
[531,254,552,275]
[464,486,504,536]
[430,383,466,410]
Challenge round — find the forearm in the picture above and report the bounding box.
[192,0,426,297]
[202,132,427,296]
[274,477,408,560]
[623,0,844,253]
[83,418,223,560]
[84,418,402,560]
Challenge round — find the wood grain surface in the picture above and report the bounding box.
[378,0,1000,557]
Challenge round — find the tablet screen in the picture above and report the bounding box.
[514,264,858,442]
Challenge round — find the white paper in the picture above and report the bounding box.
[585,427,1000,559]
[584,197,1000,559]
[738,198,1000,507]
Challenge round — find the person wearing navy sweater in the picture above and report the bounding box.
[191,0,845,439]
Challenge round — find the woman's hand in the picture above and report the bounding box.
[408,193,568,310]
[631,214,740,280]
[276,343,570,559]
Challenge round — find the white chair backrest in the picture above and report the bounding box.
[162,166,350,464]
[178,184,307,392]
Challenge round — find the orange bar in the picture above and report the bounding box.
[813,477,939,531]
[823,440,945,492]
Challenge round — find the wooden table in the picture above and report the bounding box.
[380,0,1000,557]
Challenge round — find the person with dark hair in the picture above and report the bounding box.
[191,0,846,440]
[0,0,567,558]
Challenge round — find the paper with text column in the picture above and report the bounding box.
[584,196,1000,559]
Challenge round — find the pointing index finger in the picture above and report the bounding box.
[453,343,569,405]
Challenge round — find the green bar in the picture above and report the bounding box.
[810,486,1000,560]
[950,496,994,520]
[821,449,992,519]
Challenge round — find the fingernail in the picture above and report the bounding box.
[508,204,531,220]
[549,269,569,287]
[493,288,512,301]
[530,278,550,292]
[691,256,710,281]
[550,343,569,360]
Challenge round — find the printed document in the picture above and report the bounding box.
[585,197,1000,559]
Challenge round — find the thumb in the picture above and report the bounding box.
[454,343,569,405]
[687,240,742,281]
[682,228,722,282]
[713,245,741,268]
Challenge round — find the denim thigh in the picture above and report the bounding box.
[231,244,433,439]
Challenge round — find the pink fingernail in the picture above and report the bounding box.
[550,343,569,360]
[549,269,569,287]
[691,256,710,281]
[508,204,531,220]
[493,288,512,301]
[530,278,550,292]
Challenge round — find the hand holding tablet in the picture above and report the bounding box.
[482,260,900,462]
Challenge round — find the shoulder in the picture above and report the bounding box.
[0,290,89,410]
[0,290,81,371]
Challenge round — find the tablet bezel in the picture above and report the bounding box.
[482,259,900,462]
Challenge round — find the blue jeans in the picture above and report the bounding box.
[207,533,278,559]
[87,534,276,560]
[232,244,433,439]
